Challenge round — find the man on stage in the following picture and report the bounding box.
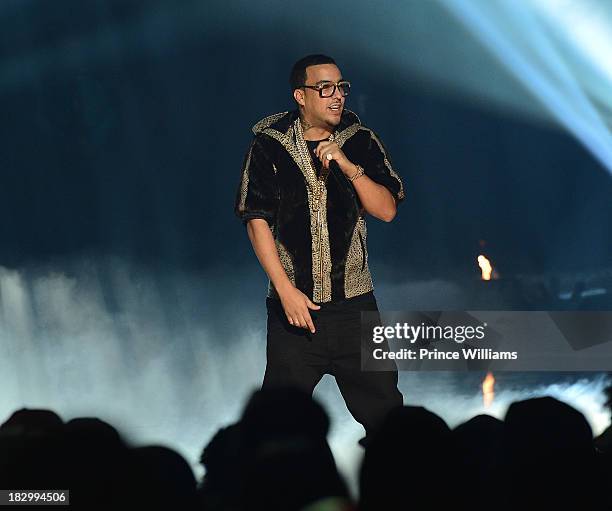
[234,54,405,447]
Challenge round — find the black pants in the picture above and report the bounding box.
[262,291,403,438]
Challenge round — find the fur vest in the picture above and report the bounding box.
[235,108,404,303]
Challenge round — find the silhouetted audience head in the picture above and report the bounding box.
[199,386,350,511]
[359,405,462,510]
[198,422,244,510]
[127,445,198,509]
[60,417,130,506]
[502,396,601,509]
[240,386,330,443]
[452,414,504,510]
[0,408,66,491]
[64,417,123,446]
[1,408,63,436]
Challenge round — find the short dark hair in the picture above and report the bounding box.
[289,54,337,94]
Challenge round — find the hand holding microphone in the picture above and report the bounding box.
[315,140,364,182]
[315,140,347,172]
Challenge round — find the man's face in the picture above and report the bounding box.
[295,63,346,129]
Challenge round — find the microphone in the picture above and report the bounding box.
[325,152,341,175]
[329,159,341,174]
[320,159,342,184]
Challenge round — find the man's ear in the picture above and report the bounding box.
[293,88,305,107]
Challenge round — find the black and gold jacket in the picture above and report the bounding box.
[234,108,404,303]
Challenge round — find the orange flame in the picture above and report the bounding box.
[482,371,495,408]
[477,254,493,281]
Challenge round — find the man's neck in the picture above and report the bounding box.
[300,113,333,141]
[304,129,332,141]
